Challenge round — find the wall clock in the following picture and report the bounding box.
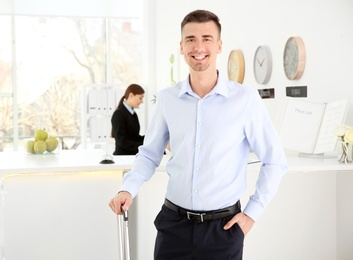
[228,49,245,84]
[283,36,306,80]
[253,45,272,84]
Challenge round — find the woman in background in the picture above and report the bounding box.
[111,84,145,155]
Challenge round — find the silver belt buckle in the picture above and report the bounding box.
[187,211,206,222]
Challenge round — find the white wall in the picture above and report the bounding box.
[151,0,353,125]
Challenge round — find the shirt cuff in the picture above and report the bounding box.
[243,198,265,222]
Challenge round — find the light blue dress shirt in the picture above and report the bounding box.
[119,73,288,221]
[123,101,134,114]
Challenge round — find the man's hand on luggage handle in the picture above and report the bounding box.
[109,191,133,215]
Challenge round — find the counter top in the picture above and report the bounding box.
[0,149,168,175]
[276,151,353,172]
[0,149,352,176]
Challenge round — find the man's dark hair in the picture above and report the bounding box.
[181,10,221,38]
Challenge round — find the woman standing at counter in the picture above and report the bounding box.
[111,84,145,155]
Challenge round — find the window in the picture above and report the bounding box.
[0,15,13,151]
[0,15,143,151]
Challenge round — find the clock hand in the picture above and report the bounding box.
[259,58,265,66]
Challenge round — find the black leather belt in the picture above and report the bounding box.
[164,199,240,223]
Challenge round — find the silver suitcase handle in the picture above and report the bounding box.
[117,206,130,260]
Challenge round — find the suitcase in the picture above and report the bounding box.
[117,206,131,260]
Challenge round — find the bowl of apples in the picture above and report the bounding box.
[25,129,61,155]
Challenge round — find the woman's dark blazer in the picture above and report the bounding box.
[111,105,144,155]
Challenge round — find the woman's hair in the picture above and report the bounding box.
[181,10,221,38]
[117,83,145,107]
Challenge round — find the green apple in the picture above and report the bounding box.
[46,137,59,152]
[26,140,35,154]
[34,129,48,141]
[34,140,47,154]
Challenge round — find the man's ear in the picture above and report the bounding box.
[180,41,184,55]
[217,39,222,54]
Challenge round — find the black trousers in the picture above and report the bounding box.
[154,205,244,260]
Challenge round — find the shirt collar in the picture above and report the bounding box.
[178,71,229,98]
[123,101,134,114]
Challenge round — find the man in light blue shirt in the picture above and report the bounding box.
[109,9,288,260]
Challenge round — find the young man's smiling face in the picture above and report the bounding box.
[180,21,222,73]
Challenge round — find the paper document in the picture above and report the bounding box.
[277,98,349,154]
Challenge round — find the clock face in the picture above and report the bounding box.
[228,49,245,83]
[253,45,272,84]
[283,36,306,80]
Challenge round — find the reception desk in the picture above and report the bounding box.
[0,150,352,260]
[0,149,168,260]
[243,153,353,260]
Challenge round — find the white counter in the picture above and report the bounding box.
[0,149,352,260]
[0,149,168,260]
[1,149,136,174]
[244,154,353,260]
[1,149,351,175]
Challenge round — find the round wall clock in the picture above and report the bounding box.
[253,45,272,84]
[283,36,306,80]
[228,49,245,84]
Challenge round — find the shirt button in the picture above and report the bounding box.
[194,189,198,193]
[197,144,201,148]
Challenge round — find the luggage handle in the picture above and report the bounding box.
[121,206,128,221]
[117,205,130,260]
